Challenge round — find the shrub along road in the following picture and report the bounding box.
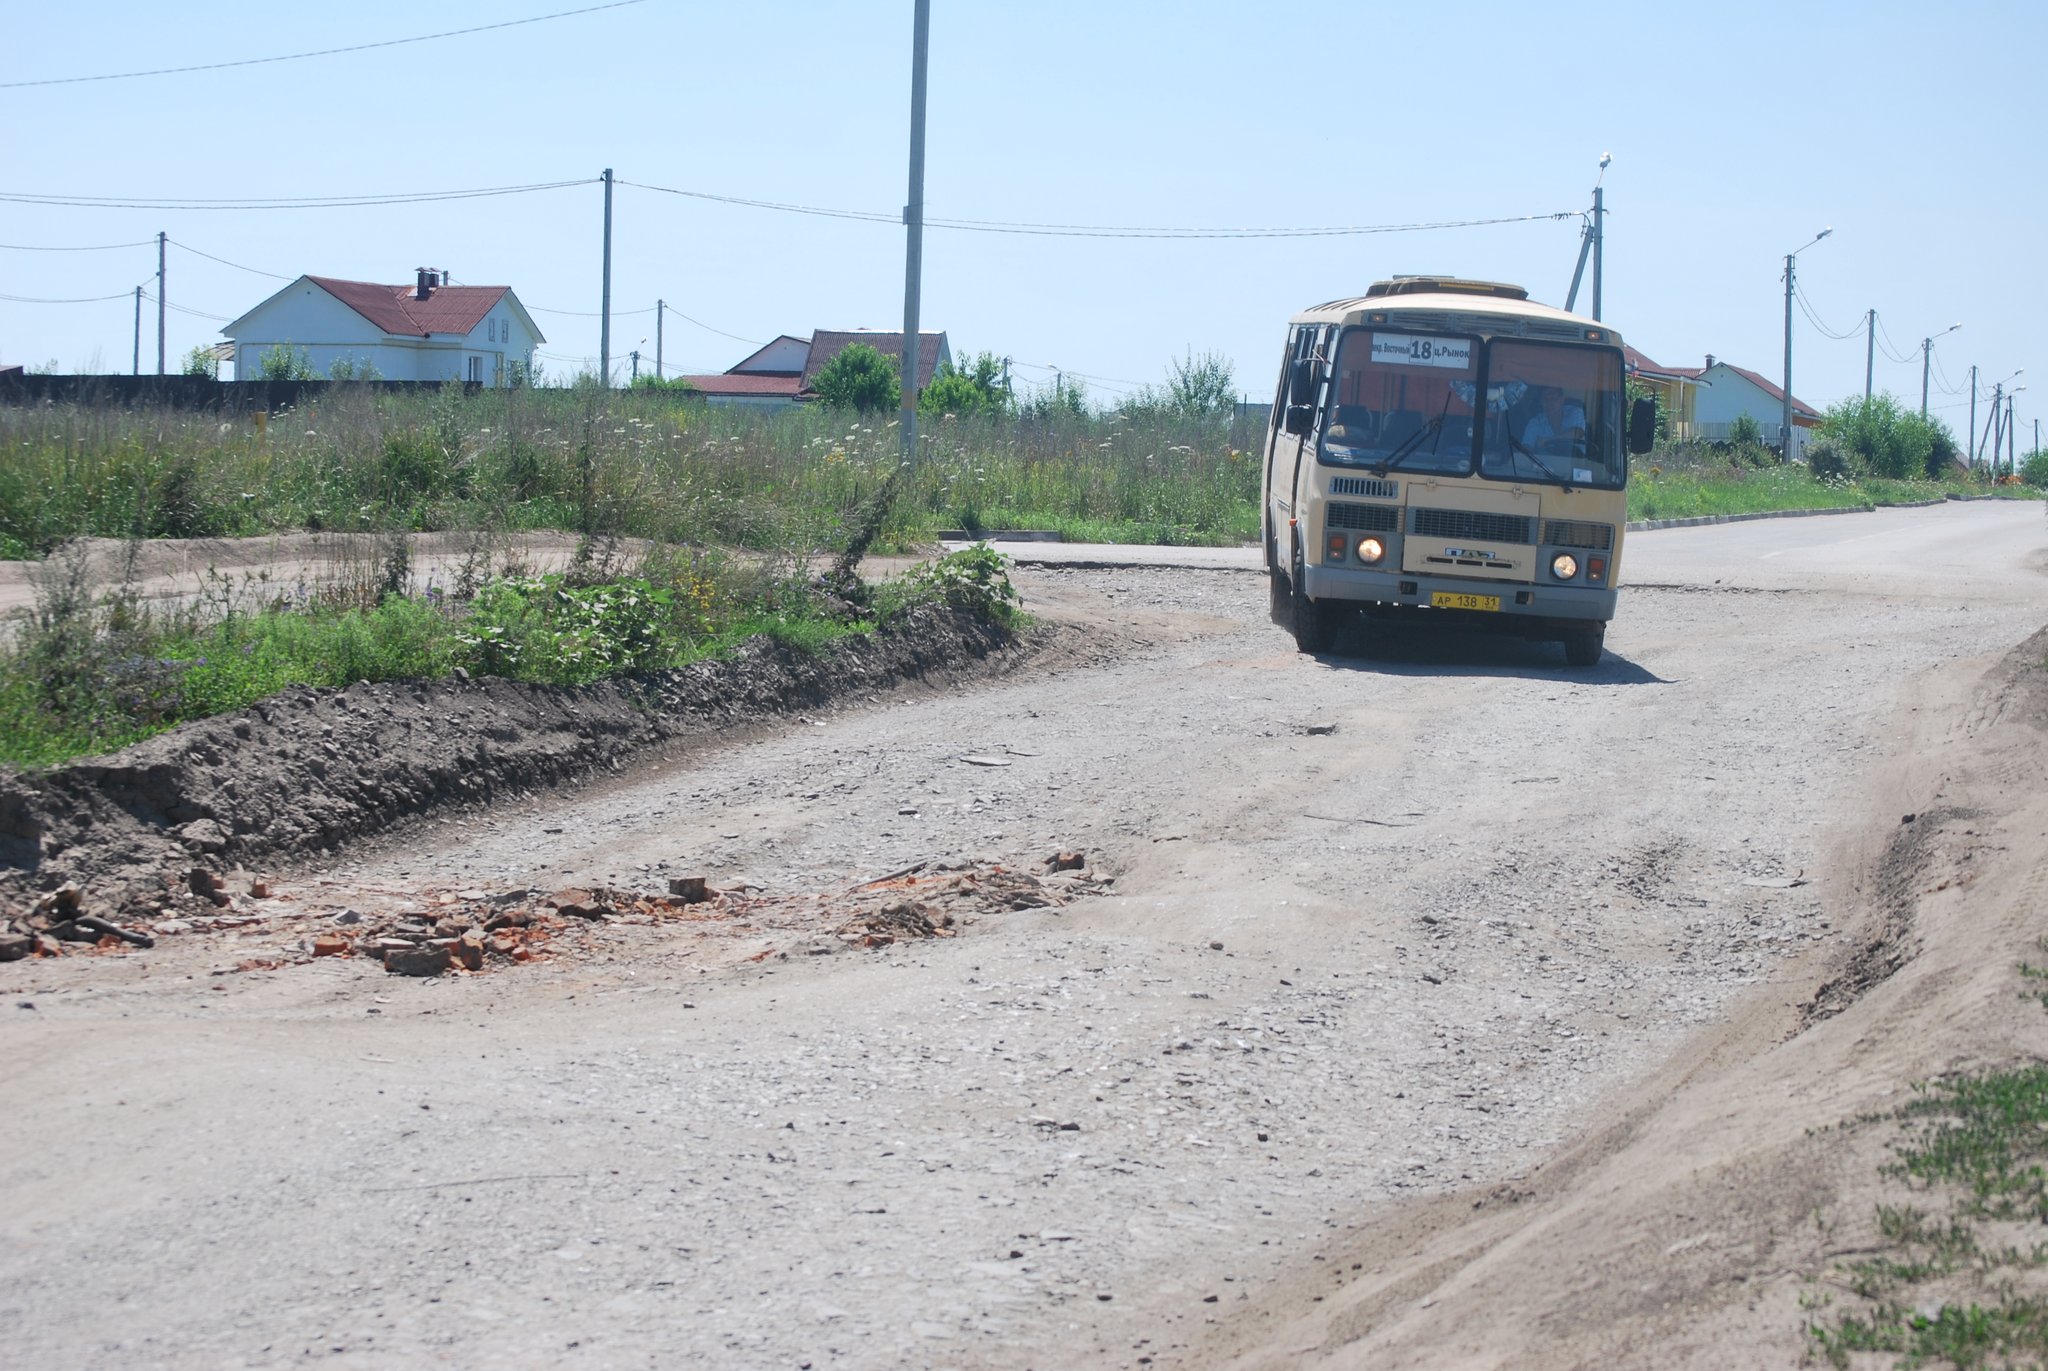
[2,502,2045,1369]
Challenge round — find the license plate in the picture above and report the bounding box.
[1431,591,1500,612]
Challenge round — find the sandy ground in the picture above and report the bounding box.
[1,501,2044,1370]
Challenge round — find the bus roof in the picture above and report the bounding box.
[1289,278,1623,347]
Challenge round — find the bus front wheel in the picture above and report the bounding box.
[1289,546,1335,654]
[1563,625,1605,667]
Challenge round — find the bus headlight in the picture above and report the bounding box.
[1551,553,1580,580]
[1356,536,1386,565]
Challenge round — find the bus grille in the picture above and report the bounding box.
[1330,476,1399,499]
[1411,507,1532,544]
[1542,519,1614,550]
[1327,502,1399,533]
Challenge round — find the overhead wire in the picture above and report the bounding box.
[0,178,600,211]
[1873,315,1920,365]
[168,239,293,279]
[1793,287,1860,340]
[0,289,137,304]
[619,177,1577,240]
[1,1,646,89]
[0,238,155,252]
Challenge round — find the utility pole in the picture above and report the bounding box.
[630,349,639,383]
[600,168,614,387]
[1921,337,1933,419]
[156,230,166,375]
[655,299,664,381]
[1969,364,1978,461]
[898,0,931,459]
[1864,309,1875,402]
[1983,383,2003,464]
[1782,228,1831,461]
[133,286,142,376]
[1590,181,1605,322]
[2009,392,2020,478]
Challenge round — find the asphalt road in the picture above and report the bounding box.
[3,500,2044,1370]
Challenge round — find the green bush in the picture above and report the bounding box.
[886,545,1021,626]
[1819,394,1954,481]
[257,344,316,382]
[812,343,900,413]
[1806,435,1855,482]
[2022,449,2048,488]
[455,574,694,683]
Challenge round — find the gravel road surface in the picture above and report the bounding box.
[3,500,2043,1370]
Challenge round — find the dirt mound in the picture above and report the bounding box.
[0,606,1026,919]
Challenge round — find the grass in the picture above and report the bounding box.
[1807,963,2048,1368]
[0,386,1264,555]
[0,539,1021,769]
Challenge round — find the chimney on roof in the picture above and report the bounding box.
[416,268,437,301]
[1704,353,1715,370]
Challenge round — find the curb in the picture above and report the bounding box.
[1627,496,1960,533]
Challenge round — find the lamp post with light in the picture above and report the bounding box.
[1782,228,1831,460]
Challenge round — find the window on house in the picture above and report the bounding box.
[468,356,483,384]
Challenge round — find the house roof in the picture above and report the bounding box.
[801,330,949,392]
[726,334,811,376]
[1623,344,1696,381]
[305,276,509,339]
[678,373,803,398]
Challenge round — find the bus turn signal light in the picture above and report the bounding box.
[1327,532,1347,561]
[1588,555,1607,582]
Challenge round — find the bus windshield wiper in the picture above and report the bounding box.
[1372,394,1455,477]
[1503,430,1576,492]
[1370,418,1439,476]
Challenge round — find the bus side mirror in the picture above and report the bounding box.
[1283,404,1314,437]
[1628,396,1657,455]
[1288,357,1319,408]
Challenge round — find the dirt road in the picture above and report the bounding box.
[3,501,2044,1369]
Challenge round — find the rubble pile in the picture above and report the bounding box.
[3,853,1112,976]
[0,881,157,962]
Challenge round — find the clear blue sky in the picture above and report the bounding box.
[4,1,2041,442]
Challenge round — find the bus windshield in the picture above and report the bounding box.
[1320,328,1627,488]
[1479,339,1626,488]
[1321,329,1480,476]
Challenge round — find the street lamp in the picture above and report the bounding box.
[1783,227,1832,460]
[1920,322,1961,418]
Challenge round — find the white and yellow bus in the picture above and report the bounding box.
[1263,276,1655,665]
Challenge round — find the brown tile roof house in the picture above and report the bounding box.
[681,330,950,404]
[306,276,509,337]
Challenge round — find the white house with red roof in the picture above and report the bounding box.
[222,270,543,386]
[1623,347,1823,458]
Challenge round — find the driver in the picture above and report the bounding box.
[1520,387,1586,450]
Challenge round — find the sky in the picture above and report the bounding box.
[3,1,2042,445]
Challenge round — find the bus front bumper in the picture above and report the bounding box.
[1299,563,1616,625]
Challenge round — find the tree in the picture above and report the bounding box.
[629,373,699,395]
[1818,394,1934,480]
[811,343,900,413]
[179,345,218,379]
[1166,350,1237,420]
[328,356,381,381]
[919,351,1008,417]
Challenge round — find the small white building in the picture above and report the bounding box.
[1674,356,1822,459]
[223,270,543,386]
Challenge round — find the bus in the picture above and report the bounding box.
[1262,276,1655,666]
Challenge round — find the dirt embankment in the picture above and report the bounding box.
[0,605,1025,920]
[1197,627,2048,1371]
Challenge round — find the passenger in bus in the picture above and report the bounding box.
[1520,386,1586,453]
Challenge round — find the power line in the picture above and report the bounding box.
[1793,287,1860,340]
[620,176,1576,240]
[663,302,760,346]
[0,290,135,304]
[529,304,657,317]
[0,238,154,252]
[168,239,293,279]
[0,178,599,211]
[1,1,646,89]
[1873,315,1919,365]
[141,290,231,322]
